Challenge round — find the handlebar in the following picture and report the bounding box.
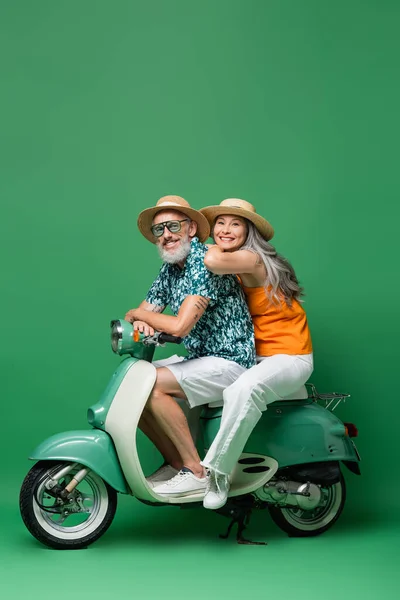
[133,328,182,345]
[111,319,183,355]
[157,332,183,345]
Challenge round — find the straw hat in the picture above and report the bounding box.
[137,195,210,243]
[200,198,274,241]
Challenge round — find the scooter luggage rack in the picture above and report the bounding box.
[306,383,350,411]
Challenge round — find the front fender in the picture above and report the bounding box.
[29,429,130,494]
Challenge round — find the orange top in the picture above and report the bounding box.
[242,284,313,357]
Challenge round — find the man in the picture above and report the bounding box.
[124,195,255,497]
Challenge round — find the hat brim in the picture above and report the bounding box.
[200,206,274,241]
[138,206,211,243]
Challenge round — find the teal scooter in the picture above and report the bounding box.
[20,320,360,549]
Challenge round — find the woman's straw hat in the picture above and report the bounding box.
[200,198,274,241]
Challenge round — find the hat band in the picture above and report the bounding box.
[222,204,256,214]
[157,202,187,208]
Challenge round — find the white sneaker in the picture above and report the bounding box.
[146,464,179,488]
[203,472,230,510]
[153,467,207,497]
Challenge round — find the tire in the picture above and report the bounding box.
[268,474,346,537]
[20,461,117,550]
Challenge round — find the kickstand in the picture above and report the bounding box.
[219,512,267,546]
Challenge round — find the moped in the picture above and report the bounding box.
[20,319,360,549]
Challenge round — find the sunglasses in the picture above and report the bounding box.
[151,219,189,238]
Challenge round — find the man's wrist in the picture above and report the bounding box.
[133,308,143,321]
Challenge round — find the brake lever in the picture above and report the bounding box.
[142,332,164,347]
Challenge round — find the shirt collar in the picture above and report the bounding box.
[166,237,200,274]
[183,237,200,269]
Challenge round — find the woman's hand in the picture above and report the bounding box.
[206,244,223,254]
[133,320,155,337]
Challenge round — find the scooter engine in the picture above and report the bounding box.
[256,478,322,510]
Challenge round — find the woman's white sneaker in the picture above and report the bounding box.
[203,472,230,509]
[146,464,179,488]
[153,467,207,496]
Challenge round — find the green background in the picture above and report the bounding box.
[1,1,398,598]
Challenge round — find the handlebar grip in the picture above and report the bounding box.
[158,333,183,345]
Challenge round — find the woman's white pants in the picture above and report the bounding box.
[201,353,314,475]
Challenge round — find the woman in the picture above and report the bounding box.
[199,198,313,510]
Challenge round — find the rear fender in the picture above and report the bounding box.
[201,402,362,468]
[342,460,361,475]
[29,430,130,493]
[242,402,361,467]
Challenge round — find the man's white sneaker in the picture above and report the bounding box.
[153,467,207,497]
[146,464,179,488]
[203,472,230,510]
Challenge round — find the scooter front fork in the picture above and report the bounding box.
[45,463,90,499]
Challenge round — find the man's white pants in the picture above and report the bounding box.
[201,353,314,476]
[152,355,201,442]
[152,354,245,442]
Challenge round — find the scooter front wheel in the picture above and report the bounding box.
[20,461,117,549]
[268,474,346,537]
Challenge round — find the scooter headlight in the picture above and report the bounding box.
[110,320,123,353]
[110,319,135,355]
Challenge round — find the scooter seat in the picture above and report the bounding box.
[202,392,310,420]
[205,385,308,413]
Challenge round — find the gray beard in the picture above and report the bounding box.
[158,236,191,264]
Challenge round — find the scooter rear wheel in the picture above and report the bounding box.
[268,474,346,537]
[20,460,117,549]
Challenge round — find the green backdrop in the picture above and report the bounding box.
[1,0,399,554]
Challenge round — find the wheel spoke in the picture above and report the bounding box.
[277,481,343,532]
[80,493,94,504]
[320,489,329,504]
[38,494,62,512]
[76,496,92,514]
[54,512,70,525]
[25,463,116,547]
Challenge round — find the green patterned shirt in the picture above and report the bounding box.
[146,237,255,368]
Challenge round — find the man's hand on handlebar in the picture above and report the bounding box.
[124,308,138,323]
[132,320,155,337]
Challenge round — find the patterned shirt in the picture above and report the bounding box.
[146,237,255,368]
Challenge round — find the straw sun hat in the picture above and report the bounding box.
[137,195,210,243]
[200,198,274,241]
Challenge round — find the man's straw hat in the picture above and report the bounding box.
[137,195,210,243]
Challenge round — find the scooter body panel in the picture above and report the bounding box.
[103,359,168,503]
[201,399,360,468]
[29,429,130,493]
[87,357,139,430]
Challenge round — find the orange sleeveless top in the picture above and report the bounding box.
[241,284,313,357]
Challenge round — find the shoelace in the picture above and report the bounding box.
[164,470,190,487]
[206,473,227,495]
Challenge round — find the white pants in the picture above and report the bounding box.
[152,355,245,442]
[152,355,201,442]
[201,353,314,475]
[165,356,246,409]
